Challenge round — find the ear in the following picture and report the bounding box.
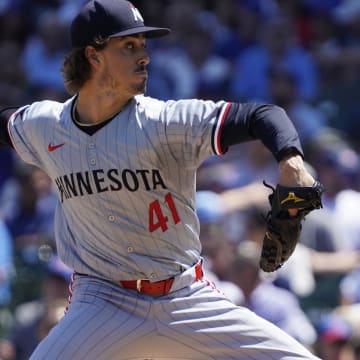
[91,55,100,62]
[85,46,100,66]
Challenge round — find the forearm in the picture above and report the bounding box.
[220,103,303,162]
[278,154,315,187]
[219,102,317,189]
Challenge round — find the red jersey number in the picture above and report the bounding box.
[149,192,180,232]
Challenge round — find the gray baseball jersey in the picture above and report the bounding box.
[8,95,227,281]
[8,96,320,359]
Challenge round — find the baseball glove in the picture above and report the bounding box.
[259,181,324,272]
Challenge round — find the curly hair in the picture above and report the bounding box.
[61,38,109,95]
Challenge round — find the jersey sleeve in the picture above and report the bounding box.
[158,98,229,168]
[220,103,304,161]
[7,101,62,168]
[7,105,40,165]
[155,98,303,168]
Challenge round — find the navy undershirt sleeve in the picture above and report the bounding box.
[220,103,303,162]
[0,107,18,147]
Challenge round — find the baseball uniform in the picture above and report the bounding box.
[3,95,320,359]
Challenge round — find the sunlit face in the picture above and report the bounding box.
[91,34,150,97]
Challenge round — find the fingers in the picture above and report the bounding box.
[288,208,298,216]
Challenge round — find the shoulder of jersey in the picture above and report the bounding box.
[135,95,167,117]
[11,100,66,127]
[29,99,67,119]
[135,95,203,113]
[135,95,166,108]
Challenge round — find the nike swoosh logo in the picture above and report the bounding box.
[48,142,65,152]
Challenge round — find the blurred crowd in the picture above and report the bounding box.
[0,0,360,359]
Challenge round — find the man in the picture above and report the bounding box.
[0,0,320,358]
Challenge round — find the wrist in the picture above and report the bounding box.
[278,147,304,163]
[279,155,314,186]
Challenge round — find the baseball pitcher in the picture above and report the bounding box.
[0,0,323,359]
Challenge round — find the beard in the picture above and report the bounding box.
[132,78,147,95]
[99,70,147,96]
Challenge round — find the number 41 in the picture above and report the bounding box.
[148,192,180,232]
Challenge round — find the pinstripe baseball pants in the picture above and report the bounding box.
[30,271,320,360]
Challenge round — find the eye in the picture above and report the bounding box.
[122,38,146,51]
[125,42,135,49]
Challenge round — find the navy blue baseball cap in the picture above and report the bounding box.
[70,0,170,47]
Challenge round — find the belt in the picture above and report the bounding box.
[120,262,203,296]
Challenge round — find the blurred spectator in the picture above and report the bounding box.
[339,267,360,305]
[239,204,316,298]
[313,1,360,147]
[146,1,204,99]
[197,140,279,192]
[209,0,265,62]
[216,177,360,310]
[3,164,56,240]
[0,255,71,360]
[303,0,342,14]
[268,64,328,151]
[307,10,342,72]
[229,15,319,102]
[0,41,28,218]
[232,141,279,186]
[292,143,360,319]
[1,165,56,308]
[56,0,88,25]
[226,239,317,347]
[197,174,340,297]
[30,167,57,237]
[299,204,342,253]
[0,9,28,46]
[197,159,244,192]
[314,313,355,360]
[0,41,30,108]
[21,9,69,101]
[332,0,360,47]
[335,303,360,357]
[274,0,313,47]
[313,146,360,250]
[196,190,244,305]
[0,218,14,339]
[0,219,14,308]
[196,178,350,304]
[148,3,231,100]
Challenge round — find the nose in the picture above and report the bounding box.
[138,49,150,66]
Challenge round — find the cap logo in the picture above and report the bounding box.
[129,3,144,22]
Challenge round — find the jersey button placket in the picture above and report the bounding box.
[88,142,96,166]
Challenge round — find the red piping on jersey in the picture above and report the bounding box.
[215,102,232,155]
